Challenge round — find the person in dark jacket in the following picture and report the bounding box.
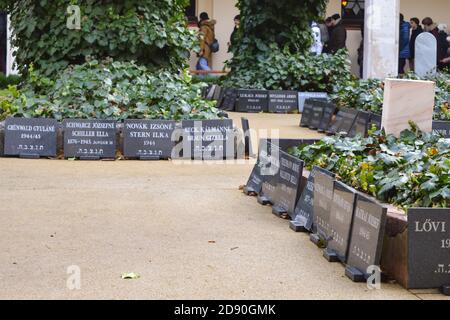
[228,15,240,51]
[328,14,347,54]
[399,14,411,75]
[322,17,333,53]
[357,25,364,78]
[423,17,449,71]
[409,17,423,71]
[437,24,449,70]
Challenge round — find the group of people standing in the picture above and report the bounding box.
[311,14,348,56]
[399,15,450,74]
[196,12,240,72]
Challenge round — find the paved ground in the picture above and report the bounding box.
[0,113,447,300]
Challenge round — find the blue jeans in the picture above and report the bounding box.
[196,57,211,71]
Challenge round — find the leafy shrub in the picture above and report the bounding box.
[3,0,197,77]
[0,86,21,120]
[5,59,220,121]
[331,72,450,119]
[223,48,352,92]
[290,124,450,209]
[330,78,384,114]
[0,73,21,89]
[225,0,332,91]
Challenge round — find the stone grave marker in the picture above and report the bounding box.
[212,86,222,101]
[309,102,325,130]
[241,117,254,158]
[290,166,335,233]
[310,169,335,246]
[299,99,315,128]
[367,113,382,131]
[243,138,270,196]
[268,90,298,113]
[348,111,371,138]
[298,92,328,112]
[415,32,438,77]
[271,151,304,218]
[4,117,58,158]
[327,108,359,136]
[324,181,357,263]
[317,102,337,133]
[181,119,234,160]
[257,141,281,206]
[407,208,450,293]
[123,119,176,160]
[218,88,238,111]
[236,89,269,113]
[345,194,387,282]
[432,121,450,138]
[64,119,117,159]
[382,79,435,137]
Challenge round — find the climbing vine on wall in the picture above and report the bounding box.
[224,0,335,90]
[1,0,197,77]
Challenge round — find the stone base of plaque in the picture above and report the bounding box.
[289,221,308,233]
[139,155,161,161]
[272,205,288,218]
[243,186,257,196]
[257,195,272,206]
[323,248,340,263]
[441,285,450,296]
[19,153,40,159]
[310,233,325,248]
[345,266,366,283]
[79,156,101,161]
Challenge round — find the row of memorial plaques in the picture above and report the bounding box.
[297,167,388,282]
[2,117,236,160]
[213,87,327,114]
[301,99,382,137]
[244,144,389,283]
[236,89,299,113]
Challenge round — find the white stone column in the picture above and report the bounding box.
[363,0,400,79]
[6,14,18,75]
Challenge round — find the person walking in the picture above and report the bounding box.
[328,14,347,54]
[197,12,217,71]
[409,17,423,71]
[399,14,411,75]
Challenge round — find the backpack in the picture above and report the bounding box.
[209,38,220,53]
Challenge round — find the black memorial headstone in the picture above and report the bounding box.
[271,151,304,218]
[4,117,58,158]
[257,141,281,206]
[317,102,337,133]
[290,166,335,233]
[324,181,357,263]
[407,208,450,293]
[268,90,298,113]
[345,194,387,282]
[432,121,450,138]
[367,113,382,132]
[236,89,268,113]
[64,119,117,159]
[241,117,253,158]
[299,99,315,128]
[181,119,234,160]
[243,138,274,196]
[309,102,325,130]
[310,169,335,247]
[348,111,371,138]
[218,88,238,111]
[327,108,359,136]
[123,119,176,160]
[298,92,328,112]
